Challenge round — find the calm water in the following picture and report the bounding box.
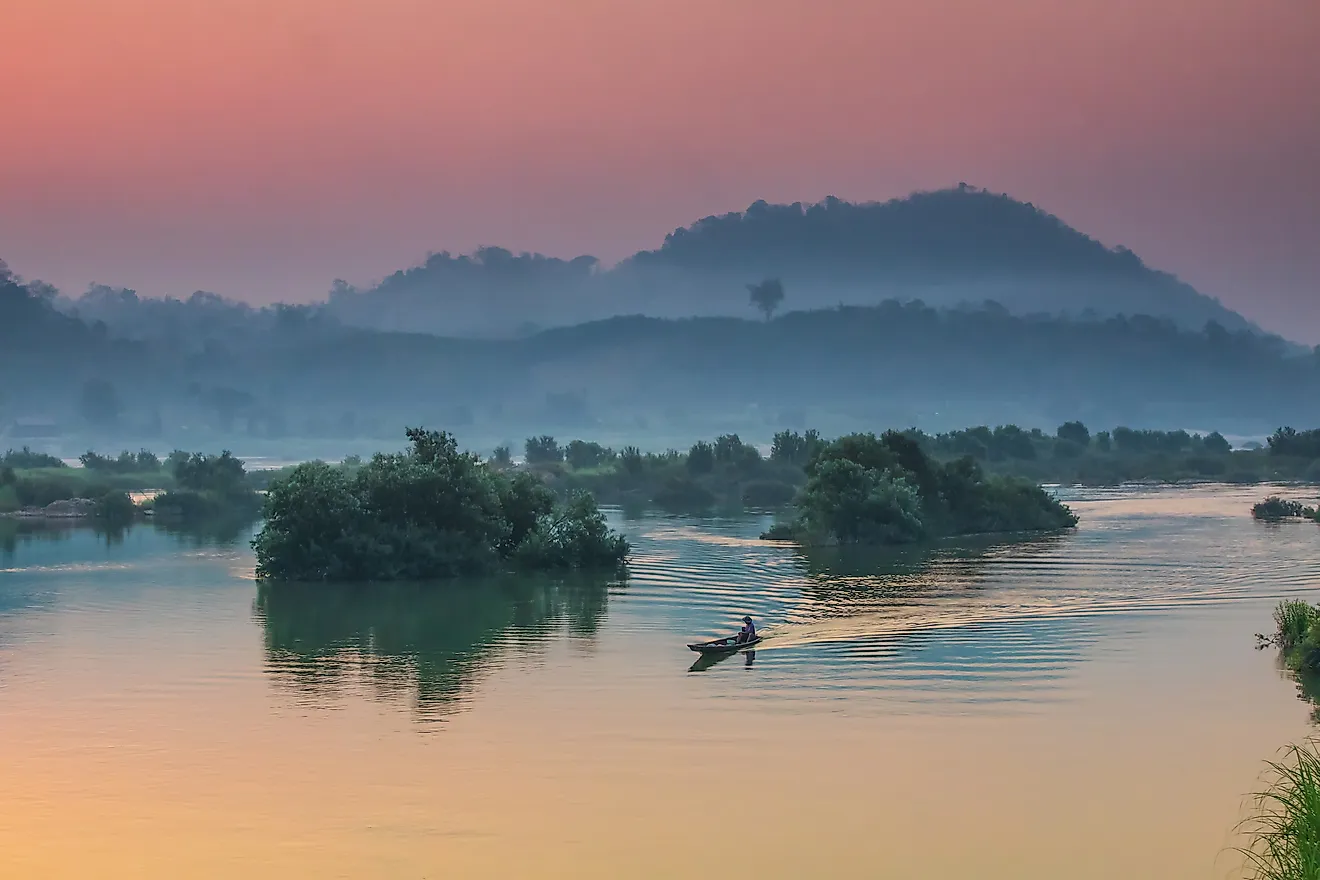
[2,485,1320,878]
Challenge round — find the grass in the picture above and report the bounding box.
[0,467,174,513]
[1240,740,1320,880]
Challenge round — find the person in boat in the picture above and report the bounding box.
[736,615,757,643]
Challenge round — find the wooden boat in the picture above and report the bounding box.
[687,635,763,654]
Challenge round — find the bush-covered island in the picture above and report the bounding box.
[762,431,1077,545]
[252,428,629,581]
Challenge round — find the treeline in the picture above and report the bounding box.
[5,260,1319,442]
[0,443,260,521]
[475,421,1320,514]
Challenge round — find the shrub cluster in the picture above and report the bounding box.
[252,429,628,581]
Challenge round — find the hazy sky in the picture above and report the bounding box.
[3,0,1317,338]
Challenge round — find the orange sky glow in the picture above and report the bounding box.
[1,0,1317,336]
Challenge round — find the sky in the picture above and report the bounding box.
[2,0,1317,338]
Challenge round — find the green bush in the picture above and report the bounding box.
[253,429,628,582]
[95,490,138,523]
[767,433,1076,546]
[512,492,629,570]
[1255,498,1315,521]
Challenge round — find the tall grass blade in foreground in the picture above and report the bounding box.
[1240,740,1320,880]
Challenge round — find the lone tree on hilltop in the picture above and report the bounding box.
[747,278,785,321]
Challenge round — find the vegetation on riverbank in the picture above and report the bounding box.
[252,429,628,581]
[1254,497,1320,522]
[483,422,1320,514]
[1239,740,1320,880]
[1261,601,1320,679]
[1,445,260,522]
[760,431,1077,546]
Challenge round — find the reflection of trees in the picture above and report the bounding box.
[151,512,258,548]
[793,533,1068,612]
[0,518,132,558]
[0,515,259,561]
[253,574,616,717]
[1280,659,1320,725]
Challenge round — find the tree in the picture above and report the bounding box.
[565,440,613,470]
[686,441,715,474]
[620,446,644,475]
[525,435,562,464]
[1056,421,1090,447]
[770,429,823,466]
[747,278,785,320]
[796,459,925,545]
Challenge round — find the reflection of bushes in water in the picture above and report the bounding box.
[152,513,259,548]
[253,574,615,713]
[0,518,131,557]
[0,517,256,559]
[1260,601,1320,724]
[792,532,1068,607]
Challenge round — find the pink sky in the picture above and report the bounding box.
[2,0,1317,338]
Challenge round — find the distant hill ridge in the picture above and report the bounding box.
[327,186,1254,337]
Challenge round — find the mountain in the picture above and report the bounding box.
[4,264,1315,456]
[326,186,1255,337]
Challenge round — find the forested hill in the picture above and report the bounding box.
[5,259,1314,447]
[325,187,1254,336]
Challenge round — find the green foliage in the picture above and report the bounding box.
[686,441,715,474]
[0,483,17,512]
[172,451,248,496]
[771,429,823,466]
[512,492,629,571]
[796,459,925,545]
[2,447,66,469]
[773,432,1077,546]
[153,488,262,522]
[619,446,644,475]
[1239,740,1320,880]
[80,449,161,473]
[94,490,137,523]
[1056,421,1090,446]
[565,440,613,470]
[1271,429,1320,460]
[253,429,628,581]
[525,435,562,464]
[1254,498,1317,521]
[1275,602,1319,654]
[918,424,1314,485]
[491,445,513,467]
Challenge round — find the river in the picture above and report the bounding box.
[2,484,1318,878]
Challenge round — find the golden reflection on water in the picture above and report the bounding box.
[2,484,1319,878]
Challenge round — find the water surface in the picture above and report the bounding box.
[2,485,1319,878]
